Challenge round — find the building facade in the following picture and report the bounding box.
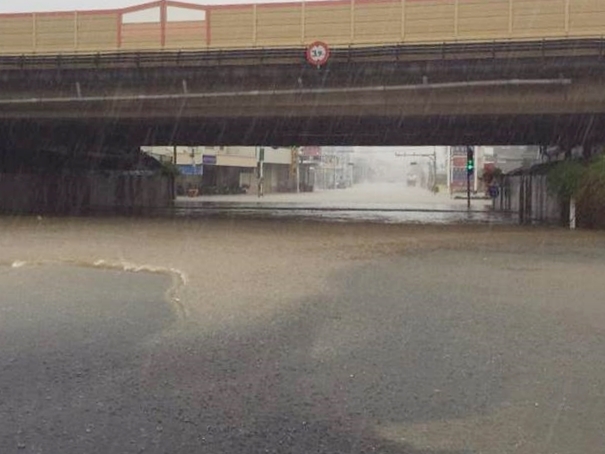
[142,146,294,195]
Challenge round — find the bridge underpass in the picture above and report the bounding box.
[5,4,605,452]
[1,114,603,149]
[1,40,605,212]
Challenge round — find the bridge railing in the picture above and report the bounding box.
[1,0,605,55]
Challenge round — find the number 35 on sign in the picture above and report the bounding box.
[306,41,330,67]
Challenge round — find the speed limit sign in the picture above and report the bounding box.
[306,41,330,67]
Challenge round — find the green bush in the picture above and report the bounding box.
[546,160,586,199]
[579,155,605,201]
[547,156,605,228]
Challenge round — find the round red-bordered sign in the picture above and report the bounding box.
[306,41,330,67]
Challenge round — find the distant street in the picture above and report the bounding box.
[175,183,500,224]
[1,216,605,454]
[179,182,487,207]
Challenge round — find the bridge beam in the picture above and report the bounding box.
[2,40,605,147]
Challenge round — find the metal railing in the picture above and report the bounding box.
[0,37,604,70]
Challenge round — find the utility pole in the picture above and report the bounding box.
[172,145,178,199]
[432,146,437,191]
[446,147,451,194]
[257,146,265,198]
[296,149,301,193]
[466,164,471,209]
[190,147,196,173]
[473,147,479,193]
[333,154,338,189]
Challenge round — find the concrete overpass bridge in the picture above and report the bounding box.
[2,0,605,211]
[2,38,605,148]
[1,0,605,148]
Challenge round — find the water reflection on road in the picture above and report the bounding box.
[172,183,513,225]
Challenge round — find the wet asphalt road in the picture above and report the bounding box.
[2,227,605,454]
[0,266,175,453]
[172,184,510,225]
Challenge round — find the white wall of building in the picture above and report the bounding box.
[142,146,292,167]
[263,148,292,165]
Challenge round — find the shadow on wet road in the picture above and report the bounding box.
[0,263,472,454]
[3,240,604,453]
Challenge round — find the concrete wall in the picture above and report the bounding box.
[496,172,563,224]
[0,173,173,214]
[4,0,605,54]
[528,174,562,223]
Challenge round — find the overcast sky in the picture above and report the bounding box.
[0,0,322,14]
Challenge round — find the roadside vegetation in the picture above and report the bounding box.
[547,155,605,228]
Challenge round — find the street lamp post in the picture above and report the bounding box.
[190,147,196,174]
[431,146,437,193]
[333,154,338,189]
[257,146,265,198]
[446,147,451,195]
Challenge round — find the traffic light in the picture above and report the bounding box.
[466,146,475,174]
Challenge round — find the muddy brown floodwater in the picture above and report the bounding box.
[1,216,605,454]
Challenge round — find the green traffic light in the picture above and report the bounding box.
[466,146,475,172]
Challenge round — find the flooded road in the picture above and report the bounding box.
[0,265,174,453]
[172,183,511,225]
[1,205,604,453]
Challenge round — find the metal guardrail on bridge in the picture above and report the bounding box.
[1,38,605,71]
